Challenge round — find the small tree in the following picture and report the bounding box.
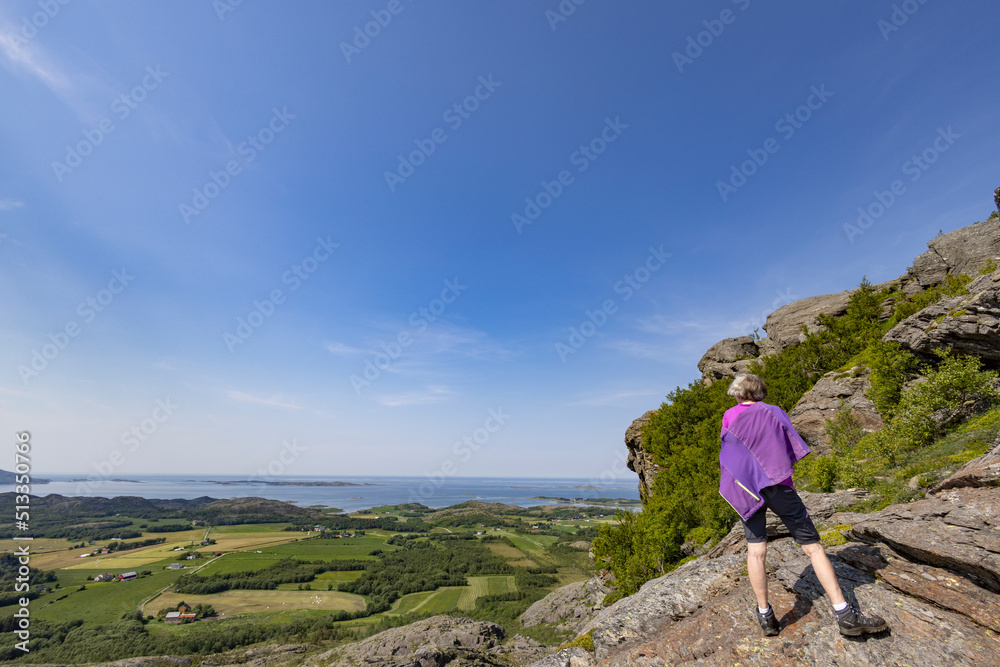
[866,341,919,418]
[893,349,999,449]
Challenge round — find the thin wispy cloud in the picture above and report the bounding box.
[0,199,24,211]
[227,390,303,412]
[0,29,72,97]
[604,339,676,362]
[635,315,714,336]
[374,385,450,407]
[325,341,362,356]
[566,389,664,407]
[351,323,513,373]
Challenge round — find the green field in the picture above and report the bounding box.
[315,570,364,582]
[388,590,436,615]
[267,535,392,560]
[2,570,185,625]
[197,557,284,575]
[209,523,293,533]
[151,588,366,616]
[385,575,516,615]
[459,575,516,609]
[419,586,466,613]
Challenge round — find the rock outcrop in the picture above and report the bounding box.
[624,410,659,502]
[906,217,1000,289]
[930,432,1000,492]
[758,291,855,357]
[787,368,885,453]
[884,267,1000,364]
[534,487,1000,666]
[308,615,534,666]
[697,335,759,383]
[519,576,609,635]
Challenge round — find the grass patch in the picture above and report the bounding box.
[151,588,365,617]
[820,524,852,548]
[459,575,516,609]
[559,630,594,652]
[416,586,465,614]
[387,590,436,616]
[267,535,392,560]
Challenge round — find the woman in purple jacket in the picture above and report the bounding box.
[722,373,887,637]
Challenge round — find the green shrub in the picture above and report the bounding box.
[892,349,999,450]
[866,341,919,418]
[825,406,866,455]
[559,630,594,652]
[813,456,839,493]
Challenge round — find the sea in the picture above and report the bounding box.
[8,474,641,514]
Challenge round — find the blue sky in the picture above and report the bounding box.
[0,1,997,483]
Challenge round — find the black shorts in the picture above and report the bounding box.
[741,484,820,545]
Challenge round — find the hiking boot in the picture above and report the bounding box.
[836,602,888,636]
[755,605,780,636]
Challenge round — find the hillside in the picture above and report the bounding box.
[0,469,48,484]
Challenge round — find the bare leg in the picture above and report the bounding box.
[801,542,846,606]
[747,541,769,609]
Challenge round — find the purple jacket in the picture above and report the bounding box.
[718,402,811,520]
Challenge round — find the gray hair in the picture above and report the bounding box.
[728,373,767,402]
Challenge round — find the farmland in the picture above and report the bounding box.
[0,498,613,664]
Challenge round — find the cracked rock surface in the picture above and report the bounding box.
[532,486,1000,667]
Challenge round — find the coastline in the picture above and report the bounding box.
[4,473,640,514]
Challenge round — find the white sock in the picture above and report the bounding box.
[758,605,771,614]
[833,601,849,612]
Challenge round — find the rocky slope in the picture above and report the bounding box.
[519,576,609,635]
[533,472,1000,666]
[305,615,546,666]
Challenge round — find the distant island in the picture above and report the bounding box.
[0,468,49,484]
[196,479,378,487]
[530,496,641,506]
